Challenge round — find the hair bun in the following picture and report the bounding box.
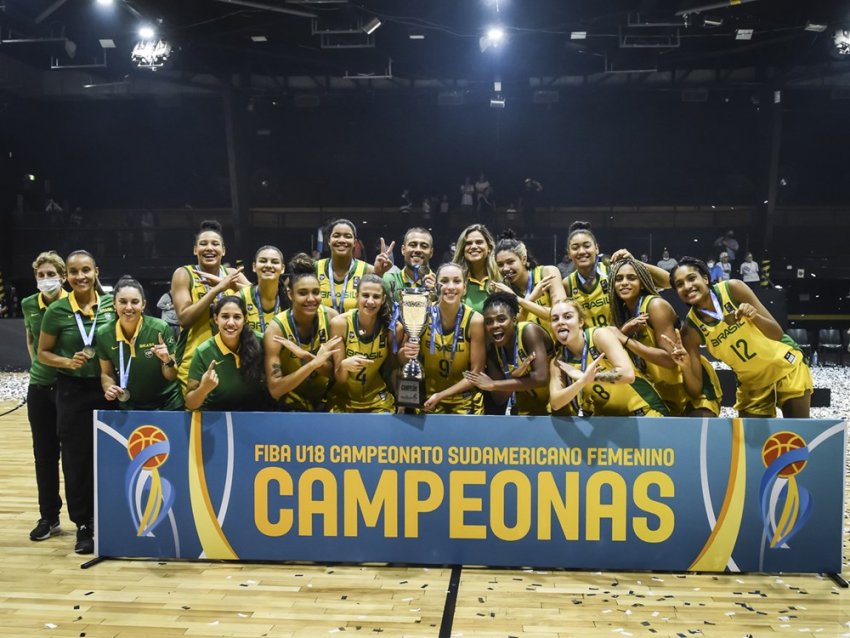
[200,219,222,233]
[568,220,592,233]
[499,228,517,240]
[288,252,315,275]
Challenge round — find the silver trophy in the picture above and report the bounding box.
[396,267,430,408]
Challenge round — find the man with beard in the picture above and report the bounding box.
[382,227,437,302]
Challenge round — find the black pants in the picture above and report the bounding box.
[55,375,107,527]
[27,384,61,522]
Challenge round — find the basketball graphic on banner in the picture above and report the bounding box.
[127,425,169,469]
[762,431,808,477]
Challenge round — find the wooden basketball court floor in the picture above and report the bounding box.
[1,400,848,638]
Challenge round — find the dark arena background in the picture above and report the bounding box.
[1,1,850,636]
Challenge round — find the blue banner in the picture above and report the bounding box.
[94,412,846,573]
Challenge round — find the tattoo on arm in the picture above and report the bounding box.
[271,363,283,379]
[595,369,623,383]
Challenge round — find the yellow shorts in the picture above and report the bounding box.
[425,391,484,415]
[329,390,396,414]
[734,356,813,417]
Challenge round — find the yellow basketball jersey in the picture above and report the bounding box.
[513,265,554,332]
[686,281,800,387]
[494,321,551,416]
[421,304,483,414]
[175,265,238,389]
[272,306,332,411]
[630,295,720,416]
[329,310,394,413]
[317,258,369,313]
[564,262,612,328]
[562,327,668,417]
[241,285,282,334]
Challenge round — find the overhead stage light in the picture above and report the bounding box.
[131,39,172,70]
[570,31,587,40]
[487,26,505,44]
[363,17,382,35]
[138,25,156,39]
[805,21,828,33]
[834,29,850,55]
[490,96,505,108]
[95,0,114,6]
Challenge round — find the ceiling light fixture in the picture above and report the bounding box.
[362,17,382,35]
[834,28,850,54]
[805,21,828,33]
[251,35,268,42]
[570,31,587,40]
[490,96,505,108]
[138,25,156,39]
[131,39,172,70]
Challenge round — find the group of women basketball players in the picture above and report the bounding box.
[22,217,813,552]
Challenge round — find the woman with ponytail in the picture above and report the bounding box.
[38,249,114,554]
[96,276,183,411]
[328,274,398,413]
[171,220,250,391]
[241,245,288,334]
[184,295,271,411]
[265,253,341,411]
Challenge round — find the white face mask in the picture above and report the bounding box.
[37,278,63,295]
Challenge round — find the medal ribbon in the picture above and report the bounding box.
[698,289,724,321]
[254,285,280,333]
[118,341,133,390]
[72,297,100,349]
[328,260,352,314]
[429,305,464,363]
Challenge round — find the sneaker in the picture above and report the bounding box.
[75,524,94,555]
[30,519,61,541]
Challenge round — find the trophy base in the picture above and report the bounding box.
[396,377,424,409]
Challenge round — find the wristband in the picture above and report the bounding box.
[624,336,632,348]
[163,358,176,368]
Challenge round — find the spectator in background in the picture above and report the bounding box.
[656,249,678,272]
[740,252,760,288]
[717,252,732,280]
[475,172,494,215]
[439,194,450,215]
[707,258,723,284]
[714,230,739,262]
[45,198,63,226]
[400,188,412,213]
[140,209,157,259]
[157,291,180,339]
[639,253,650,263]
[519,178,542,237]
[556,252,574,279]
[460,178,474,210]
[440,241,457,265]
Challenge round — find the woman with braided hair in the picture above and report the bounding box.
[607,258,721,417]
[668,257,812,418]
[328,274,398,413]
[562,221,670,330]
